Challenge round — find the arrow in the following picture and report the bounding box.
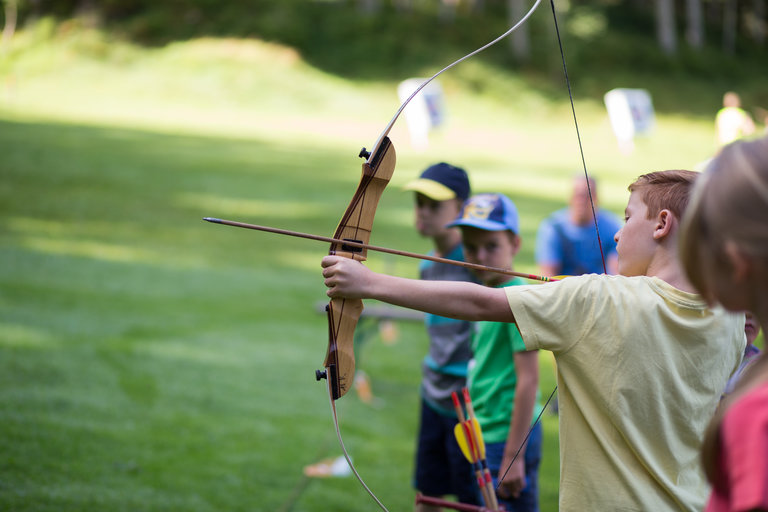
[463,387,499,511]
[452,391,496,510]
[203,217,560,283]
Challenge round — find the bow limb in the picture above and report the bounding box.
[320,137,397,400]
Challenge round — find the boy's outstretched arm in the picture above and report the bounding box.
[321,255,514,323]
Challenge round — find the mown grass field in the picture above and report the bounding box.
[0,15,764,512]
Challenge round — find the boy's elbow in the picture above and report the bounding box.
[444,303,486,322]
[464,294,514,323]
[519,374,539,391]
[463,307,490,322]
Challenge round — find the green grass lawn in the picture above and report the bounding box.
[0,18,761,512]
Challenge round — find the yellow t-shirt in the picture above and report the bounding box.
[506,274,746,512]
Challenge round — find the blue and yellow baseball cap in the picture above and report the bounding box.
[447,193,520,233]
[403,162,471,201]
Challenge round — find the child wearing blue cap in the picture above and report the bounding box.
[448,193,542,511]
[403,163,483,509]
[322,170,746,512]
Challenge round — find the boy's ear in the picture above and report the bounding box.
[509,232,522,255]
[652,209,676,241]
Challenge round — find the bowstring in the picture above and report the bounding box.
[366,0,543,164]
[327,379,389,511]
[549,0,608,275]
[496,385,558,486]
[496,0,609,495]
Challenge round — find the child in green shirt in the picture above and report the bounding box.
[448,193,542,511]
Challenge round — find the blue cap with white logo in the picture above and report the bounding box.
[447,193,520,234]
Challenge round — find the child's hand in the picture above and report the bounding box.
[321,256,373,299]
[497,456,527,500]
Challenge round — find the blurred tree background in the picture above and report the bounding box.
[4,0,767,109]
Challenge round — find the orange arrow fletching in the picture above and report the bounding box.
[470,417,486,459]
[462,389,489,465]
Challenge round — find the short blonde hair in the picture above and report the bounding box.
[679,137,768,300]
[628,169,699,220]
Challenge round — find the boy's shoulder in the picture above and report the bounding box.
[554,274,709,311]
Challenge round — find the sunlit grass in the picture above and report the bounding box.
[0,323,55,348]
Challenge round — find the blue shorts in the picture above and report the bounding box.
[414,399,482,505]
[485,421,542,512]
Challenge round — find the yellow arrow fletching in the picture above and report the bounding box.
[454,423,475,463]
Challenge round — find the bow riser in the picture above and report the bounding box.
[330,137,397,261]
[322,137,397,400]
[323,297,364,399]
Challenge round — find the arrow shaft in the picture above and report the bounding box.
[203,217,558,283]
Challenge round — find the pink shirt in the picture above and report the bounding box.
[706,380,768,512]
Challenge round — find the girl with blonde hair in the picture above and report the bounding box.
[680,136,768,512]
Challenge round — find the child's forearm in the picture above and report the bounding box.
[322,256,514,322]
[504,386,537,461]
[504,352,539,460]
[370,273,506,321]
